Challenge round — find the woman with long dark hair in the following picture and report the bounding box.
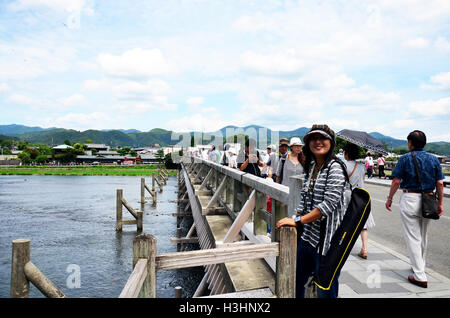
[276,124,348,298]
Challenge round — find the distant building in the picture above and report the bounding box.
[52,144,73,154]
[85,144,109,152]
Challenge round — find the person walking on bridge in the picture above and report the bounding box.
[385,130,444,288]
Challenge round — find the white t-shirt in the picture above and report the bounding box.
[365,156,374,168]
[346,161,365,188]
[377,157,385,166]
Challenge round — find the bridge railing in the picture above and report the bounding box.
[181,156,303,273]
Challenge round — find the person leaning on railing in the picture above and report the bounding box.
[276,124,348,298]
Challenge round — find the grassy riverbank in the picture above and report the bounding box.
[0,165,178,176]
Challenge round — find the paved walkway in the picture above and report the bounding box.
[338,176,450,298]
[340,238,450,298]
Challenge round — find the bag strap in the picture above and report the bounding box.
[317,159,349,256]
[279,154,287,184]
[348,161,358,179]
[410,151,423,192]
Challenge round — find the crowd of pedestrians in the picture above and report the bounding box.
[190,126,445,298]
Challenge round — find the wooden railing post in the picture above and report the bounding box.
[133,234,157,298]
[276,226,297,298]
[288,175,303,217]
[152,174,157,205]
[137,210,143,232]
[116,189,123,231]
[141,178,145,204]
[254,191,267,236]
[271,200,288,242]
[10,239,30,298]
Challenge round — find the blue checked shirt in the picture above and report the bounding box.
[392,150,444,193]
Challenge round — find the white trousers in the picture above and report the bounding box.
[399,193,430,282]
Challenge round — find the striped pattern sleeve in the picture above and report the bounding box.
[316,162,347,220]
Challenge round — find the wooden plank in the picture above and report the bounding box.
[199,168,213,190]
[24,261,66,298]
[118,259,147,298]
[222,189,256,243]
[200,287,274,298]
[241,223,276,272]
[121,198,138,219]
[155,243,279,270]
[170,237,199,244]
[205,176,228,209]
[121,220,137,225]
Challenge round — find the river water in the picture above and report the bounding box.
[0,174,203,298]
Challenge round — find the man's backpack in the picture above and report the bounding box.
[314,159,372,291]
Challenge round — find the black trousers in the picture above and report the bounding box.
[379,165,385,178]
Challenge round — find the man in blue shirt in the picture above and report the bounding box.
[385,130,444,288]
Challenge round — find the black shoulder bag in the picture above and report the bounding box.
[410,151,440,220]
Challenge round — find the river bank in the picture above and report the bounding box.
[0,165,178,176]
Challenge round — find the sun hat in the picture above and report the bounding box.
[303,124,335,145]
[279,138,289,146]
[289,137,303,146]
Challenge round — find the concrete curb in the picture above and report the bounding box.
[365,179,450,198]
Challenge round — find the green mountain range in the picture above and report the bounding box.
[1,124,449,156]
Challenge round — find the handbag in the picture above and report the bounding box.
[410,151,440,220]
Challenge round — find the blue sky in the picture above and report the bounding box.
[1,0,450,142]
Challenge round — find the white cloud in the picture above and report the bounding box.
[97,48,177,78]
[57,94,85,107]
[166,113,236,132]
[421,72,450,91]
[232,13,278,32]
[434,37,450,52]
[9,0,87,12]
[0,42,76,81]
[409,97,450,116]
[402,37,430,49]
[46,112,114,130]
[7,94,34,105]
[0,83,11,93]
[240,50,306,76]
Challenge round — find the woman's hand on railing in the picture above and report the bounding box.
[275,217,296,229]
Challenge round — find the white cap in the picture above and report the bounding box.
[267,144,277,151]
[289,137,303,146]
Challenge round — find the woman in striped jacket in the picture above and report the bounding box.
[276,124,348,298]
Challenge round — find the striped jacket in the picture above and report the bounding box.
[296,160,348,255]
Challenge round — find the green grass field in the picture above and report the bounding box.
[0,165,178,176]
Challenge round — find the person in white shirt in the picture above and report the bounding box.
[364,152,374,179]
[344,143,375,259]
[228,148,238,169]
